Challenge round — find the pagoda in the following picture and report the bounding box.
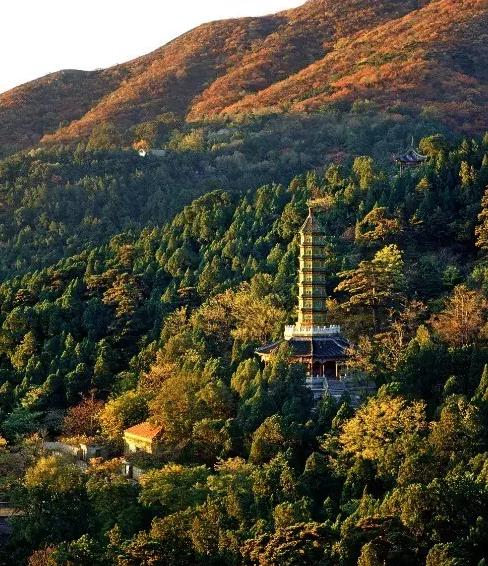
[256,206,351,401]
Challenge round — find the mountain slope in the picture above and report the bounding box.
[1,0,487,153]
[226,0,488,132]
[187,0,425,119]
[0,69,123,153]
[42,16,282,144]
[43,0,425,144]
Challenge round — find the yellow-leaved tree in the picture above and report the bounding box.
[191,276,286,345]
[475,186,488,251]
[338,395,428,479]
[429,284,487,347]
[99,391,148,442]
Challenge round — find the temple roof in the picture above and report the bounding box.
[300,208,326,235]
[395,149,427,164]
[256,335,349,359]
[394,141,427,165]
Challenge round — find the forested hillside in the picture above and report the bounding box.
[2,1,488,564]
[2,133,488,564]
[1,0,487,154]
[0,109,443,279]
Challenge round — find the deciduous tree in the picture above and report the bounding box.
[430,285,487,347]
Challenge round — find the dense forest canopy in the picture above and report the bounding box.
[2,2,488,564]
[2,132,488,564]
[0,109,446,279]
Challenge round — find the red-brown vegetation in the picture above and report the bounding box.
[1,0,487,153]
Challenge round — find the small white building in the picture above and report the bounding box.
[138,149,167,158]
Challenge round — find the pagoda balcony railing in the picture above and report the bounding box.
[298,309,327,315]
[300,259,328,265]
[300,267,329,273]
[299,288,327,296]
[301,254,328,259]
[284,324,342,339]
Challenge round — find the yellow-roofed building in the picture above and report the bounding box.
[124,421,164,456]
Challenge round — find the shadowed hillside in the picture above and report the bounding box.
[0,69,124,153]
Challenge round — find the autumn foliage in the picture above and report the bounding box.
[1,0,487,154]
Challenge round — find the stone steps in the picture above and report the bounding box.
[306,376,376,407]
